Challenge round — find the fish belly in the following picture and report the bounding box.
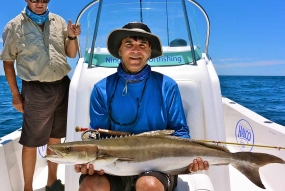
[92,157,195,176]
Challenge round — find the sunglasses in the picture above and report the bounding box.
[29,0,50,3]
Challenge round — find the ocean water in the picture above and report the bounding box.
[0,75,284,138]
[0,76,23,138]
[219,76,285,126]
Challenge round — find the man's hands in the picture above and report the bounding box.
[188,157,209,172]
[74,157,209,176]
[12,93,24,113]
[74,164,104,176]
[66,20,81,58]
[67,19,81,38]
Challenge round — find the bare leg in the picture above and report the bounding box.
[136,176,164,191]
[22,146,37,191]
[46,138,61,186]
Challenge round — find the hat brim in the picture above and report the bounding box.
[107,28,163,59]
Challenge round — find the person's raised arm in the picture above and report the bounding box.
[65,20,81,58]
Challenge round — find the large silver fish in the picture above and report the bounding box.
[45,130,285,189]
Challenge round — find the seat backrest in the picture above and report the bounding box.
[176,80,204,139]
[66,63,205,140]
[66,59,226,191]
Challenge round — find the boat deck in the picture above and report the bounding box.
[33,165,65,191]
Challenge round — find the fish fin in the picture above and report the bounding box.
[163,167,190,175]
[232,161,265,189]
[232,152,285,189]
[98,151,134,161]
[211,162,230,166]
[100,155,134,161]
[235,152,285,167]
[117,157,135,161]
[92,157,119,166]
[136,130,175,137]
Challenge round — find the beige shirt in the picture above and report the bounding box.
[0,10,71,82]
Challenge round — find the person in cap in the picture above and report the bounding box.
[75,22,209,191]
[0,1,81,190]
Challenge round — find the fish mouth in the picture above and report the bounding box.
[46,146,64,158]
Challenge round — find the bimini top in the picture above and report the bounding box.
[75,0,210,68]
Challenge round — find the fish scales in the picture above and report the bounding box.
[92,136,232,163]
[46,131,285,189]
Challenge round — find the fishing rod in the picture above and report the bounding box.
[75,126,285,150]
[75,126,130,136]
[192,139,285,150]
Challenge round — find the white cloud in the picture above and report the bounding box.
[215,58,256,62]
[0,38,3,43]
[217,58,239,62]
[214,60,285,68]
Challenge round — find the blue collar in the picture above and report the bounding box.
[117,63,151,82]
[25,6,49,25]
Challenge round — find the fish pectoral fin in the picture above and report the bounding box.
[98,154,134,161]
[117,157,134,161]
[92,157,119,166]
[91,156,134,170]
[163,167,190,175]
[211,162,230,166]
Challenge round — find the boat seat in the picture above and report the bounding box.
[66,63,215,191]
[176,174,214,191]
[172,80,214,191]
[176,80,204,139]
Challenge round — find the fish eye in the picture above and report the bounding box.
[65,147,72,152]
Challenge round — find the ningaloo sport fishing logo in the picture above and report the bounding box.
[235,119,254,152]
[38,145,47,158]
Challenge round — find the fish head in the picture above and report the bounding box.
[45,142,98,165]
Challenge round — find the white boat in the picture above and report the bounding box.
[1,0,285,190]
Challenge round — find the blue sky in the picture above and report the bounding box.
[0,0,284,76]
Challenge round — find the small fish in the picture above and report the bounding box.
[45,130,285,189]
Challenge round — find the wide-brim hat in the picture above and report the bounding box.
[107,22,163,59]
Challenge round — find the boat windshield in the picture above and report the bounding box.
[83,0,206,68]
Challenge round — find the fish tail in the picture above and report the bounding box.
[232,152,285,189]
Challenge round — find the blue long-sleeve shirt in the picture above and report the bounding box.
[89,71,190,138]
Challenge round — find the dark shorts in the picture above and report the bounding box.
[19,76,70,147]
[79,172,177,191]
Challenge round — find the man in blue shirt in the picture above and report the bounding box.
[75,22,209,191]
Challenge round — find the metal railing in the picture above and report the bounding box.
[74,0,211,62]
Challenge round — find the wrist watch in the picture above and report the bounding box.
[68,36,77,40]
